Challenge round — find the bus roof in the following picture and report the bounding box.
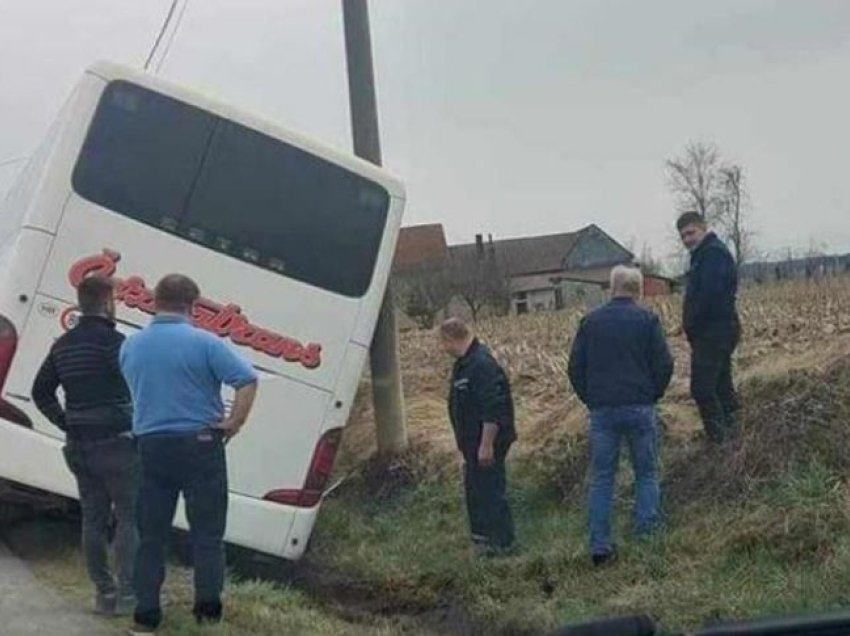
[86,61,405,201]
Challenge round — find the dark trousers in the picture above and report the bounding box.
[690,330,740,443]
[462,444,515,549]
[63,435,139,601]
[134,430,228,628]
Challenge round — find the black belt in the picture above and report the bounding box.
[66,431,134,445]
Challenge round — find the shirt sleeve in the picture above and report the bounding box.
[207,337,258,389]
[109,332,126,377]
[471,360,509,427]
[567,319,589,404]
[31,351,66,430]
[648,314,674,401]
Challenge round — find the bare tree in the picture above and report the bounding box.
[804,239,828,281]
[394,265,454,329]
[665,141,723,223]
[666,142,757,271]
[451,250,511,322]
[717,164,754,268]
[637,242,666,277]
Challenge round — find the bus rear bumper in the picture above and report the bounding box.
[0,420,320,561]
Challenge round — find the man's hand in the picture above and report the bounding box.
[478,422,499,468]
[478,439,495,467]
[217,382,258,441]
[215,418,244,440]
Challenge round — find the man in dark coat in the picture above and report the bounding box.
[569,266,673,564]
[32,276,138,616]
[442,318,517,556]
[677,212,741,443]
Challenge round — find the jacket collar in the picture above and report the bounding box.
[692,231,719,257]
[456,338,482,368]
[77,315,116,328]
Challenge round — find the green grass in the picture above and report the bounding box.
[12,455,850,635]
[306,457,850,635]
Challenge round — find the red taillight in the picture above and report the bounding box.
[264,428,343,508]
[0,315,29,427]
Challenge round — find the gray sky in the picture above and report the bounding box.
[2,0,850,262]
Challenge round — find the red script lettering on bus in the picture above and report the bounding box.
[68,250,323,370]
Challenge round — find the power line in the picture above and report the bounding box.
[144,0,180,72]
[155,0,190,74]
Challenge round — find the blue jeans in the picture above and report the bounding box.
[63,436,139,601]
[588,405,660,555]
[134,429,228,628]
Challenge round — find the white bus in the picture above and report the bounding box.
[0,62,404,559]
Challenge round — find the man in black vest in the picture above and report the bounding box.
[678,212,741,443]
[442,318,517,556]
[32,276,138,616]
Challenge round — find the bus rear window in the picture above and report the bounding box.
[72,81,389,298]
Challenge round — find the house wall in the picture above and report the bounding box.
[512,280,606,314]
[558,280,607,308]
[563,226,633,270]
[513,288,556,314]
[644,276,671,297]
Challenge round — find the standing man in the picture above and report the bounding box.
[677,212,741,444]
[120,274,258,633]
[441,318,517,556]
[568,266,673,565]
[31,276,138,616]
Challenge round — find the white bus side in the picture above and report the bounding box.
[0,62,404,560]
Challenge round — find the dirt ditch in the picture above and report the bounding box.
[0,508,491,636]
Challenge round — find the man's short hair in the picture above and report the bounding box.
[440,317,471,341]
[154,274,201,313]
[676,211,707,232]
[610,265,643,297]
[77,276,114,316]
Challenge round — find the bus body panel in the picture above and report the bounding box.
[0,421,75,498]
[0,62,405,559]
[15,78,103,235]
[3,292,75,438]
[0,229,56,347]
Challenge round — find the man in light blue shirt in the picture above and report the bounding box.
[120,274,257,633]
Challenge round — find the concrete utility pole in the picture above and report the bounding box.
[342,0,408,456]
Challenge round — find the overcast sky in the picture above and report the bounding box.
[2,0,849,261]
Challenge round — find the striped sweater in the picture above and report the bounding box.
[32,315,132,440]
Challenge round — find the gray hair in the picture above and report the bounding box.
[610,265,643,297]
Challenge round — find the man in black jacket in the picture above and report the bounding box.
[32,276,138,616]
[678,212,741,443]
[442,318,517,555]
[569,266,673,565]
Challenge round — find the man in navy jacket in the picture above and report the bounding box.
[442,318,517,556]
[569,266,673,564]
[677,212,741,443]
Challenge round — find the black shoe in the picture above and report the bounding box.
[193,600,223,625]
[132,608,162,632]
[591,548,617,567]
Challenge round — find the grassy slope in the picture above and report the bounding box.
[11,279,850,635]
